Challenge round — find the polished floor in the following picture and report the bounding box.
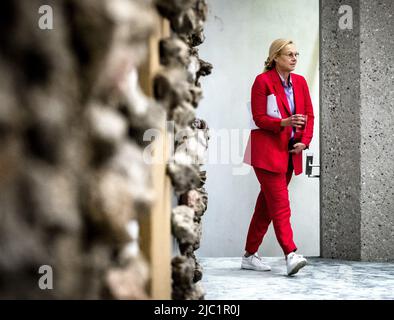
[199,257,394,300]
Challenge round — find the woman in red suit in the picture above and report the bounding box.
[242,39,314,276]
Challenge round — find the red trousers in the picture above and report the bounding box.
[245,154,297,255]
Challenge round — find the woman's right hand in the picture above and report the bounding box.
[281,114,306,128]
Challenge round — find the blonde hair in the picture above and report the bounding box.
[263,39,294,72]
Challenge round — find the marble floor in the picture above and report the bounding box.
[199,257,394,300]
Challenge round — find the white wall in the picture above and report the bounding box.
[196,0,320,257]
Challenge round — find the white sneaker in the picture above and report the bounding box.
[241,253,271,271]
[286,252,307,276]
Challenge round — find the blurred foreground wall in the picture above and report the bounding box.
[0,0,210,299]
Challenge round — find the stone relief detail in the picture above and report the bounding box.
[153,0,211,300]
[0,0,212,300]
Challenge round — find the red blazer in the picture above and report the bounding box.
[243,68,314,176]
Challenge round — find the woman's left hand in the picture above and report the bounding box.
[289,142,306,154]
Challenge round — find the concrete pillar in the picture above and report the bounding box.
[321,0,394,261]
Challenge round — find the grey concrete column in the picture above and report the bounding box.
[321,0,394,261]
[359,0,394,261]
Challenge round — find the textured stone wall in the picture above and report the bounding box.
[359,0,394,261]
[321,0,394,261]
[0,0,159,298]
[320,0,361,260]
[0,0,212,299]
[154,0,211,299]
